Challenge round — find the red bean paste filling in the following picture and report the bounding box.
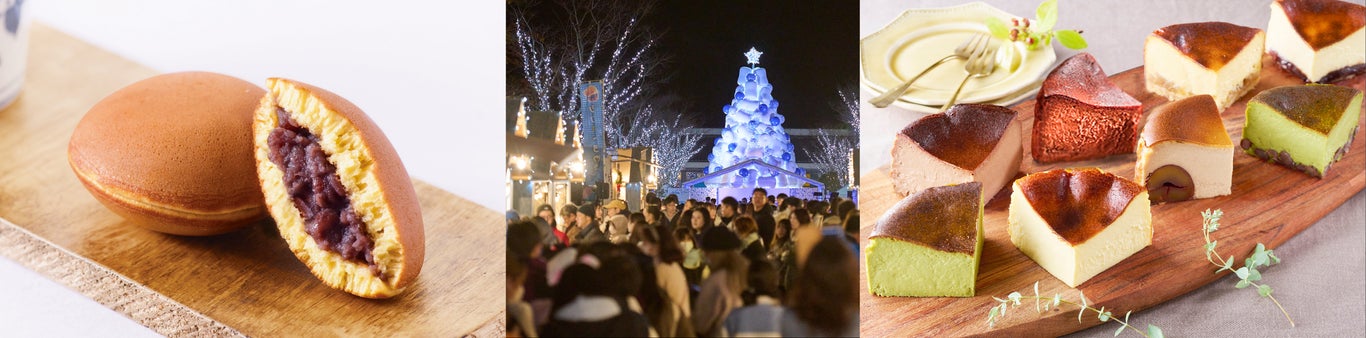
[267,107,378,274]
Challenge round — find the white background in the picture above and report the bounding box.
[0,0,504,335]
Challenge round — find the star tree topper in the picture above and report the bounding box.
[744,47,763,66]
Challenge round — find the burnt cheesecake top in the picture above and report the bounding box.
[1152,22,1262,70]
[871,182,982,254]
[1016,168,1144,246]
[900,104,1018,171]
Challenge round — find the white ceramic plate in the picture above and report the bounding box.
[860,2,1056,108]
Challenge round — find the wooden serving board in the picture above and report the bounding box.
[0,24,504,336]
[859,55,1366,337]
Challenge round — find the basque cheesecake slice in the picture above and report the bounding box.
[1033,53,1143,163]
[1267,0,1366,84]
[1136,95,1234,203]
[866,182,983,297]
[1242,84,1363,178]
[1144,22,1265,110]
[889,104,1022,199]
[1008,168,1152,288]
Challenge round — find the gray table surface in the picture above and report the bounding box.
[860,0,1366,336]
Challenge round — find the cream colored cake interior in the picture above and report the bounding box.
[1136,141,1234,199]
[1008,186,1153,288]
[1266,3,1366,81]
[254,79,406,297]
[1144,33,1264,110]
[889,136,973,196]
[890,120,1021,200]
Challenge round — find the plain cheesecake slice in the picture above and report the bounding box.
[1267,0,1366,83]
[1242,84,1363,178]
[1145,22,1265,111]
[890,104,1022,199]
[1033,53,1143,163]
[866,182,983,297]
[1008,168,1152,288]
[1136,95,1234,203]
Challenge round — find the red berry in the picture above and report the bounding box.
[1026,37,1036,45]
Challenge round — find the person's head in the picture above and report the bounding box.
[508,220,542,260]
[595,203,605,219]
[606,215,630,240]
[720,197,739,217]
[674,227,697,253]
[836,200,855,222]
[690,207,712,231]
[752,188,768,208]
[776,193,788,205]
[605,199,627,216]
[808,201,829,216]
[650,209,666,225]
[699,226,749,294]
[577,204,596,227]
[559,203,579,226]
[629,212,646,229]
[790,208,812,227]
[637,224,684,264]
[598,255,643,299]
[744,259,780,304]
[733,216,757,237]
[843,211,860,237]
[783,197,802,211]
[536,204,555,224]
[774,219,793,245]
[663,195,679,213]
[505,210,520,224]
[507,254,527,302]
[683,199,696,211]
[552,263,599,313]
[788,237,858,335]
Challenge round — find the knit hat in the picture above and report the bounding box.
[577,204,596,218]
[700,226,742,251]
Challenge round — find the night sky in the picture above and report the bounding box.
[509,0,859,130]
[657,0,859,129]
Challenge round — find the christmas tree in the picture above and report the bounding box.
[704,47,803,188]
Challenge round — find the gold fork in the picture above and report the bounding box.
[941,38,999,111]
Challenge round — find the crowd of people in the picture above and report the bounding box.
[507,188,860,337]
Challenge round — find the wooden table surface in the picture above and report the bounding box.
[859,55,1366,337]
[0,24,504,337]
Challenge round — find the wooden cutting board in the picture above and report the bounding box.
[0,24,504,337]
[859,55,1366,337]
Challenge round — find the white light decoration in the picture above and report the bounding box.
[704,48,801,188]
[744,47,763,66]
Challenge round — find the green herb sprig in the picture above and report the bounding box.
[986,281,1163,337]
[985,0,1088,50]
[1200,209,1294,326]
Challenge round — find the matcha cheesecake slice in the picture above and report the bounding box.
[866,182,984,297]
[1242,84,1363,178]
